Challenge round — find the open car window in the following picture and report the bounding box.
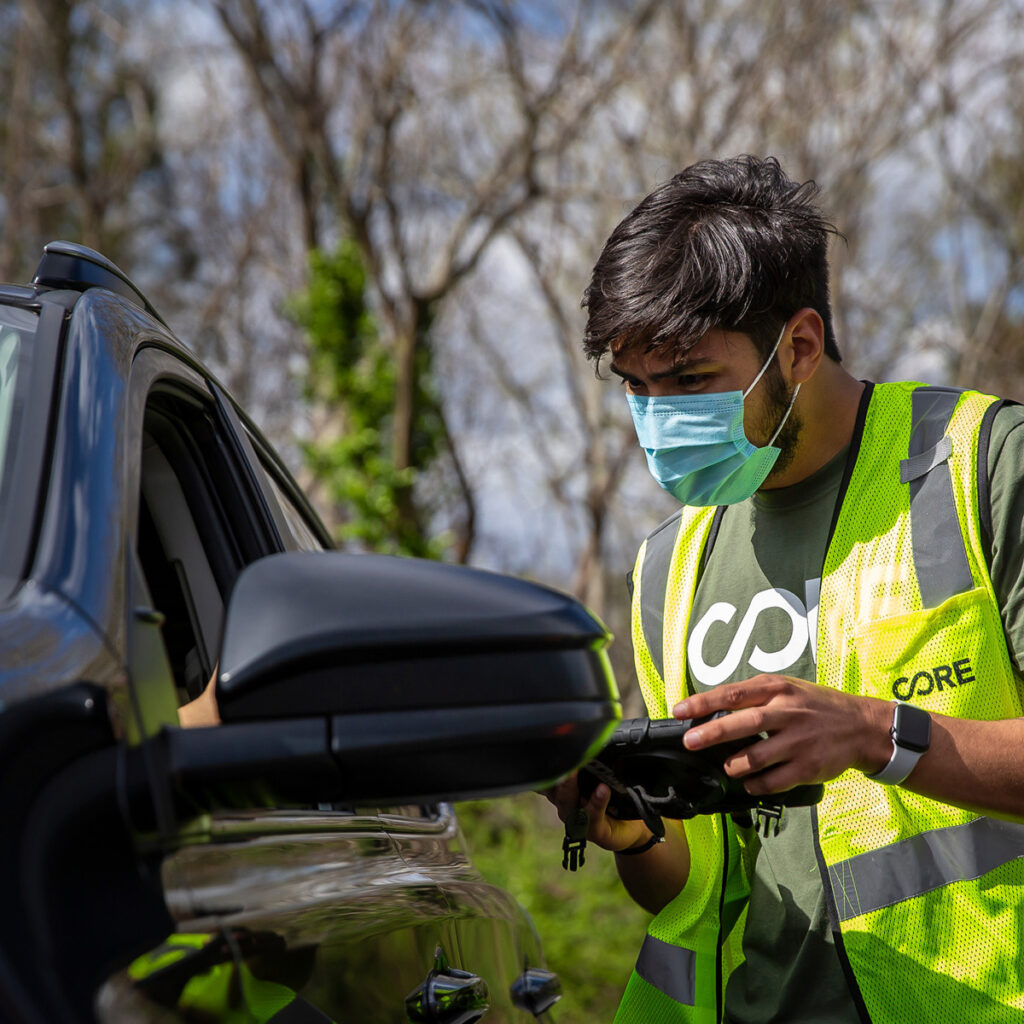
[136,385,273,705]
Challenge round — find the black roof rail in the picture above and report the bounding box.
[32,241,168,328]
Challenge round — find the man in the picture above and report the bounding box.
[550,155,1024,1023]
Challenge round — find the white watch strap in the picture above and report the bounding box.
[867,738,924,785]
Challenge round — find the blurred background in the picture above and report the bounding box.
[5,0,1024,1017]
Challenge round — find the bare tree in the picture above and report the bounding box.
[928,1,1024,396]
[209,0,660,561]
[0,0,175,280]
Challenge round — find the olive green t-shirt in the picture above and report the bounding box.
[686,400,1024,1023]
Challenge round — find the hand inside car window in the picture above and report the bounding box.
[177,669,220,728]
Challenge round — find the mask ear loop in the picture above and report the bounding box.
[742,322,788,400]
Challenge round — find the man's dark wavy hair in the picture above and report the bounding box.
[582,155,842,364]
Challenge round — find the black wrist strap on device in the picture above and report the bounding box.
[616,832,663,856]
[621,784,669,840]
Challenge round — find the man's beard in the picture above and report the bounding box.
[758,361,803,481]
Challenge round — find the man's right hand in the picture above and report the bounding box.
[543,772,656,853]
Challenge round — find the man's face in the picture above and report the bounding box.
[609,328,803,480]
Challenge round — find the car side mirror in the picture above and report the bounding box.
[198,552,621,805]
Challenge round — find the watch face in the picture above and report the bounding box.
[893,703,931,753]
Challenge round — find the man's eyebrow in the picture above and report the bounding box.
[649,356,715,380]
[608,354,714,381]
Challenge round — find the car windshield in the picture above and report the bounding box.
[0,305,38,508]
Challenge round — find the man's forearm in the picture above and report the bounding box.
[897,712,1024,820]
[615,819,690,915]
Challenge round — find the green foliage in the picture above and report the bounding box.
[456,794,651,1022]
[289,240,445,557]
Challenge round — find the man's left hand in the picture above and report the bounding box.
[672,675,891,794]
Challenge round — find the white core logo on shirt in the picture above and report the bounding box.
[687,579,821,687]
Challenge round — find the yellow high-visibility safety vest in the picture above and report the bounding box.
[618,382,1024,1023]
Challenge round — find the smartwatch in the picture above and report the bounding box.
[866,700,931,785]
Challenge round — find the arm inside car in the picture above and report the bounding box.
[177,669,220,728]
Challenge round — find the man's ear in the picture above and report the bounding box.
[785,308,825,385]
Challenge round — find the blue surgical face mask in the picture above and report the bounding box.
[626,325,801,507]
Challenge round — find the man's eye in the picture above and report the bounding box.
[678,374,708,389]
[618,376,644,390]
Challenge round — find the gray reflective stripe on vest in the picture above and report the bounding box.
[903,386,974,608]
[634,933,697,1005]
[828,816,1024,923]
[639,511,683,682]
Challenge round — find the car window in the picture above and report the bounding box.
[0,306,38,520]
[0,328,20,483]
[136,385,275,704]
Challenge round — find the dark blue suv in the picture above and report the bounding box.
[0,242,620,1024]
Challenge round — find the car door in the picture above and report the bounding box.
[99,344,552,1023]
